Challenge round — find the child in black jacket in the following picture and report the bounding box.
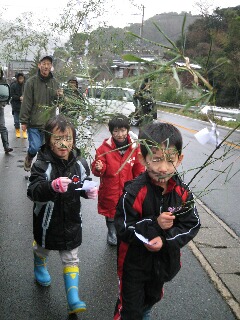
[114,122,200,320]
[27,114,97,315]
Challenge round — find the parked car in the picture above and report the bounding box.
[0,83,10,102]
[122,87,135,97]
[86,86,135,120]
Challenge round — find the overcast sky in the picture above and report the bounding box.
[1,0,240,28]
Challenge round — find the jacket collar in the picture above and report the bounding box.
[105,134,134,149]
[149,174,178,194]
[37,69,53,82]
[37,144,77,167]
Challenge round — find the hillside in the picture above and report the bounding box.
[89,12,201,59]
[123,12,201,50]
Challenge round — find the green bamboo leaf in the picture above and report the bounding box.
[193,70,213,91]
[184,92,213,109]
[126,31,143,40]
[141,139,154,156]
[122,54,184,90]
[205,38,213,70]
[181,14,187,53]
[122,54,149,63]
[207,59,229,73]
[225,166,240,183]
[172,67,181,91]
[126,31,176,51]
[153,22,179,51]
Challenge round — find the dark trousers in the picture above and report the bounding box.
[114,245,164,320]
[0,106,9,149]
[13,110,20,129]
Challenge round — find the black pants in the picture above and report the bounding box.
[114,245,164,320]
[0,106,9,149]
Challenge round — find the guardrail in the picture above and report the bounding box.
[156,101,240,121]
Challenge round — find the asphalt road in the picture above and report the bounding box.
[0,106,238,320]
[145,111,240,236]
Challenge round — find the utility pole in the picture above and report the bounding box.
[139,4,145,56]
[140,5,145,38]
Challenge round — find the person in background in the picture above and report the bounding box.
[20,55,63,171]
[0,67,13,154]
[91,114,145,246]
[61,76,85,118]
[61,76,93,150]
[27,114,98,315]
[10,72,26,138]
[133,78,156,126]
[114,122,200,320]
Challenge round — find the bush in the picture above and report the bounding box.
[156,87,190,104]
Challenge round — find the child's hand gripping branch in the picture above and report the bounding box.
[94,160,103,172]
[157,211,175,230]
[51,177,72,193]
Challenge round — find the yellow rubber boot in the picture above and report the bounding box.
[15,128,21,138]
[22,130,28,139]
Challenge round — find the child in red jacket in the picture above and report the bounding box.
[91,114,145,245]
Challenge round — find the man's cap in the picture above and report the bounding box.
[39,55,53,63]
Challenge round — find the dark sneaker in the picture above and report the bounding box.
[24,154,33,171]
[4,147,13,154]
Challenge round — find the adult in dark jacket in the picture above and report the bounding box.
[0,68,13,153]
[132,78,157,126]
[27,114,98,315]
[61,76,85,119]
[114,122,200,320]
[10,72,26,138]
[20,55,63,171]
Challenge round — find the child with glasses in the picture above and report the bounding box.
[91,114,145,246]
[114,122,200,320]
[27,114,98,315]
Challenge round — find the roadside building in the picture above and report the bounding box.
[7,59,33,82]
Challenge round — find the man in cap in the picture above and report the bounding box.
[20,55,63,171]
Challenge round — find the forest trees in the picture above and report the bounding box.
[0,0,109,82]
[0,13,49,67]
[183,6,240,107]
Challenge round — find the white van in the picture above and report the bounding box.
[86,86,135,119]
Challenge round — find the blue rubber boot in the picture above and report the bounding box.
[63,266,86,314]
[34,253,51,286]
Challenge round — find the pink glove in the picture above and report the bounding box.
[51,177,72,193]
[86,187,98,199]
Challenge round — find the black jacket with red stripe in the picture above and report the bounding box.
[114,171,200,282]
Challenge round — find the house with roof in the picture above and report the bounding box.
[7,59,33,81]
[110,56,156,79]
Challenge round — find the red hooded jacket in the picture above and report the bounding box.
[91,134,145,218]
